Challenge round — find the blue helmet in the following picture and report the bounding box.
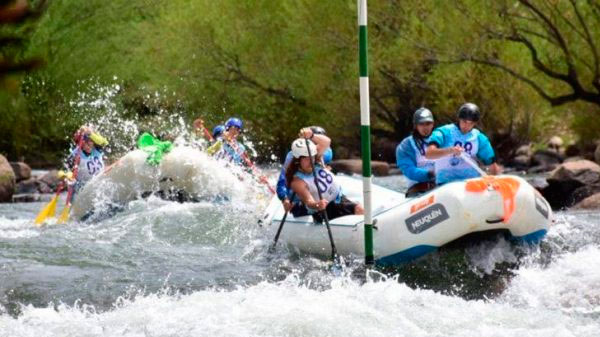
[225,117,243,131]
[212,125,225,138]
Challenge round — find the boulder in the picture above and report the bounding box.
[548,136,564,152]
[508,155,530,170]
[526,177,549,191]
[531,149,563,167]
[541,160,600,209]
[329,159,390,176]
[15,178,38,194]
[514,144,532,157]
[548,160,600,185]
[38,169,60,191]
[37,180,54,194]
[573,192,600,209]
[9,162,31,182]
[0,155,16,202]
[568,184,600,207]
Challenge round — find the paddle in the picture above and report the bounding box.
[199,121,276,194]
[305,138,338,263]
[34,181,65,227]
[269,192,296,253]
[57,140,84,224]
[460,152,487,177]
[193,118,214,142]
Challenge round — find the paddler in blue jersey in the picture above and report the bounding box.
[286,128,363,221]
[396,108,436,197]
[62,126,109,194]
[425,103,502,184]
[206,117,247,166]
[276,126,333,215]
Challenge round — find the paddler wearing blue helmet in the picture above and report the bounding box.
[425,102,502,184]
[276,126,334,214]
[396,108,436,197]
[206,117,247,166]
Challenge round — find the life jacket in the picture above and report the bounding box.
[294,164,342,214]
[406,136,435,188]
[75,147,104,184]
[434,125,481,184]
[215,140,246,165]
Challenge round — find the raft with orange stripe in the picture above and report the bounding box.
[262,174,552,265]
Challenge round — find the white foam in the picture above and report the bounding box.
[1,273,598,337]
[0,216,40,239]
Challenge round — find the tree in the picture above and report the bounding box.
[450,0,599,107]
[0,0,45,84]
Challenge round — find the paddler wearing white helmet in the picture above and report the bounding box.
[285,128,364,221]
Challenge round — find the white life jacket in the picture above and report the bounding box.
[406,136,435,188]
[294,165,342,212]
[434,128,481,184]
[76,148,105,184]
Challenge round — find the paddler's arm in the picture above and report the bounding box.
[396,138,432,182]
[206,139,223,156]
[291,177,327,211]
[476,132,503,175]
[425,144,463,159]
[299,128,330,157]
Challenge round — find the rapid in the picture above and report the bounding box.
[1,172,599,336]
[1,85,599,337]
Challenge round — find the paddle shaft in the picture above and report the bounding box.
[305,138,338,261]
[270,192,296,252]
[460,152,488,177]
[65,140,85,206]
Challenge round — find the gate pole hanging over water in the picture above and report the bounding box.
[358,0,374,266]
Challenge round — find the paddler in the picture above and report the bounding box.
[286,128,364,222]
[61,126,109,195]
[206,117,247,166]
[425,102,502,184]
[276,126,333,216]
[396,108,436,197]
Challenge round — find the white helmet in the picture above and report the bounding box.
[291,138,317,158]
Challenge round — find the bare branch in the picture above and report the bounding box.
[570,0,600,89]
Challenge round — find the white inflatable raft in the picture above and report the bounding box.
[71,146,243,220]
[261,175,552,265]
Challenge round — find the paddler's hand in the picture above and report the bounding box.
[282,198,293,212]
[313,199,328,211]
[299,127,313,139]
[57,170,74,181]
[449,145,463,156]
[193,118,204,132]
[488,162,503,175]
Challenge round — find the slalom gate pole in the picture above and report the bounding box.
[358,0,374,266]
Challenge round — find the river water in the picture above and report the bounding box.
[0,172,599,336]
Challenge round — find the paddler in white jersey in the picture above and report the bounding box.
[63,126,108,195]
[286,128,364,222]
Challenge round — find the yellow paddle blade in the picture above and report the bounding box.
[57,204,71,224]
[34,195,59,227]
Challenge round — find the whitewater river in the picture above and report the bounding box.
[0,174,599,337]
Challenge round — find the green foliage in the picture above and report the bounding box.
[1,0,598,164]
